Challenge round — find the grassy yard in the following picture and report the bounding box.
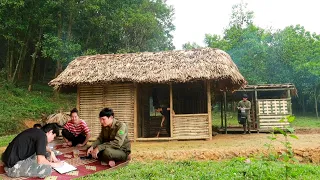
[290,116,320,128]
[0,82,76,135]
[76,159,320,180]
[212,111,320,129]
[1,115,319,179]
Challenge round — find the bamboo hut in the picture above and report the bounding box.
[218,83,297,133]
[49,48,246,141]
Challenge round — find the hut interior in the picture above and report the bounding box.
[137,81,208,138]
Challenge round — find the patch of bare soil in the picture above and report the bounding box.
[295,128,320,134]
[23,119,39,128]
[131,132,320,164]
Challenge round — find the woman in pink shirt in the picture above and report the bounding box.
[62,108,90,147]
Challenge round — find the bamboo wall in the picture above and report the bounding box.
[78,85,104,139]
[78,84,134,140]
[257,99,290,131]
[173,114,210,139]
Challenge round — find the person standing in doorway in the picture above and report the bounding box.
[155,106,174,137]
[237,94,251,134]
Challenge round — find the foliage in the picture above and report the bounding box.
[182,42,202,50]
[0,135,16,147]
[204,1,320,115]
[0,82,76,135]
[264,115,298,180]
[42,34,82,65]
[0,0,175,88]
[291,115,320,128]
[76,159,320,180]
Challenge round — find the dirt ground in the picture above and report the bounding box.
[131,128,320,163]
[2,124,320,164]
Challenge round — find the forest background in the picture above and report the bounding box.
[0,1,319,134]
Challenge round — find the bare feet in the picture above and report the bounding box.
[63,141,72,146]
[108,160,115,167]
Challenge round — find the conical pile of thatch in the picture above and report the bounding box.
[49,48,246,90]
[43,112,70,127]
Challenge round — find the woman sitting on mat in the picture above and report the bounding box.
[62,108,91,147]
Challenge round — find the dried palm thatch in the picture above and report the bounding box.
[42,112,70,127]
[49,48,247,90]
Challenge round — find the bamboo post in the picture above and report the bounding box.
[224,91,227,134]
[133,83,138,142]
[220,95,223,128]
[255,87,259,133]
[207,81,212,140]
[287,89,292,114]
[77,86,80,110]
[170,83,173,138]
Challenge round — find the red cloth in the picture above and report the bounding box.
[0,143,129,180]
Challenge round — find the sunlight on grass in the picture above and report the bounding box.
[211,110,319,129]
[291,116,320,128]
[0,135,16,147]
[76,159,320,180]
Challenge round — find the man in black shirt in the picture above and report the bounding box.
[2,123,64,178]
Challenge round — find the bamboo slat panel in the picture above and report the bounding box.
[258,115,290,131]
[78,85,104,138]
[105,84,134,140]
[173,114,209,139]
[258,99,289,115]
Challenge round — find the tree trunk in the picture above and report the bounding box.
[302,94,305,115]
[67,11,73,40]
[85,30,91,49]
[9,50,13,81]
[315,87,319,119]
[54,12,63,77]
[6,39,11,80]
[42,60,47,82]
[11,43,28,83]
[28,30,42,91]
[55,61,63,77]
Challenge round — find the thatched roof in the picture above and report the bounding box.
[237,83,298,96]
[49,48,247,90]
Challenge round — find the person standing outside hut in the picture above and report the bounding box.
[86,108,131,167]
[237,94,252,134]
[62,108,91,147]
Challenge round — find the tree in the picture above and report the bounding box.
[182,42,202,50]
[0,0,175,88]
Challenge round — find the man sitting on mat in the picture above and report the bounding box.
[86,108,131,167]
[2,123,64,178]
[62,108,91,147]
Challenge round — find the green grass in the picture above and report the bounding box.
[0,82,76,135]
[76,159,320,180]
[212,111,241,127]
[291,116,320,128]
[211,111,320,129]
[0,135,16,147]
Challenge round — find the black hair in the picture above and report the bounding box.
[41,123,60,136]
[243,94,248,98]
[70,108,78,115]
[33,123,42,128]
[99,108,114,118]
